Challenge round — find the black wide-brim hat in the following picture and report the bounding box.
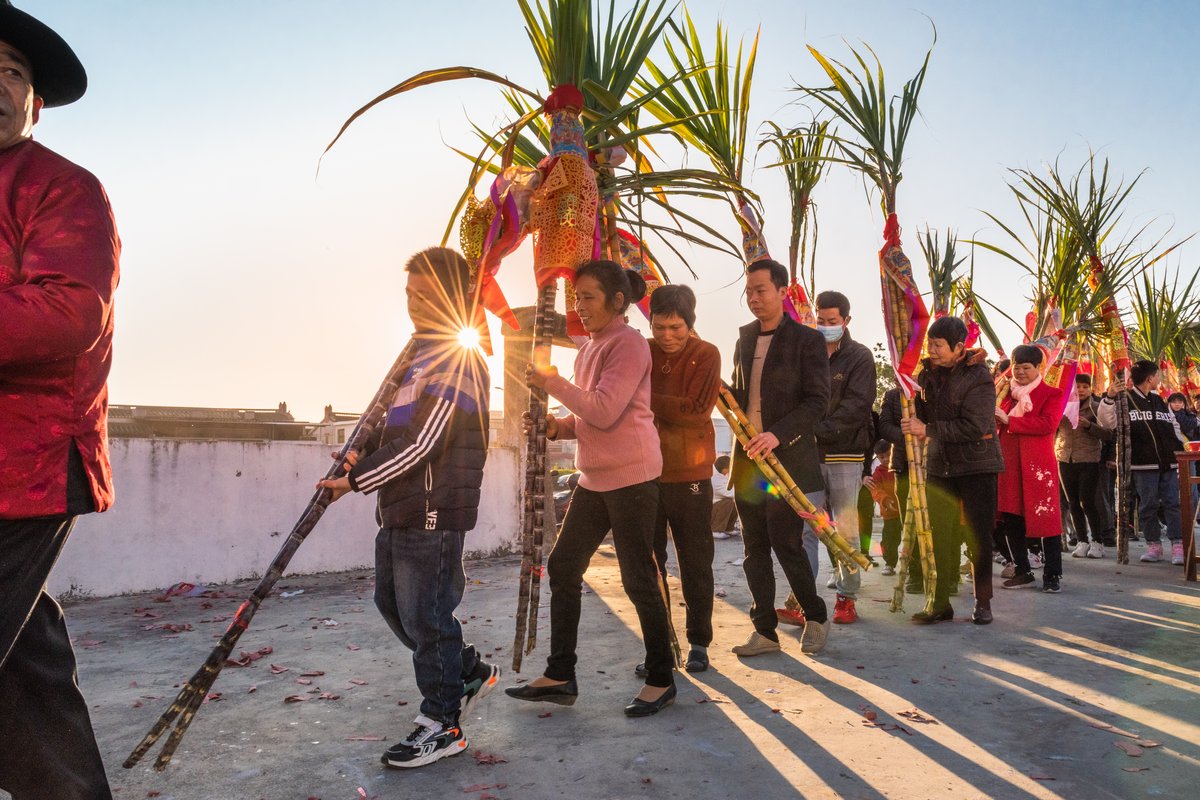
[0,1,86,107]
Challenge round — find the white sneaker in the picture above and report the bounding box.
[1087,541,1105,559]
[712,530,730,540]
[800,618,831,655]
[1001,563,1016,579]
[731,631,781,657]
[1028,553,1043,569]
[1071,541,1090,559]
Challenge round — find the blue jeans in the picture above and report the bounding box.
[1132,469,1181,543]
[374,527,479,724]
[822,463,862,599]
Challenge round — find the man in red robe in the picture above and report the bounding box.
[0,3,119,796]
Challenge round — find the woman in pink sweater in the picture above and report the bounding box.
[505,260,674,717]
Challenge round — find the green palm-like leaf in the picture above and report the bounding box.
[1129,268,1200,365]
[322,67,543,158]
[760,119,830,286]
[795,29,934,215]
[637,12,757,188]
[918,227,966,317]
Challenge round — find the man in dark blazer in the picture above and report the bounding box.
[728,259,831,657]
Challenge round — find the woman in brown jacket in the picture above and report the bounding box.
[645,285,721,673]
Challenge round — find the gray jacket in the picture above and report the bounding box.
[1055,395,1113,463]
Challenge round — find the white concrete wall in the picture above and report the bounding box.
[50,439,520,598]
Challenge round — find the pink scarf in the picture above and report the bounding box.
[1008,374,1043,418]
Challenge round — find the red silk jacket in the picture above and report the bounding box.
[0,139,120,519]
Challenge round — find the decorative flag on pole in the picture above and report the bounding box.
[879,214,931,398]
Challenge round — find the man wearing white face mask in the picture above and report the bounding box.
[782,291,876,626]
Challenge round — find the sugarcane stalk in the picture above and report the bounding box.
[716,387,870,571]
[125,340,419,771]
[899,393,937,614]
[881,273,937,614]
[1115,377,1132,564]
[890,500,917,612]
[651,552,683,668]
[512,282,557,670]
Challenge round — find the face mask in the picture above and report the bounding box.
[817,324,845,343]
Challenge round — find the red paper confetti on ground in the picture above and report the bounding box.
[1114,741,1143,757]
[270,664,290,674]
[898,709,937,724]
[472,750,508,765]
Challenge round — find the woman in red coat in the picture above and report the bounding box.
[996,344,1065,593]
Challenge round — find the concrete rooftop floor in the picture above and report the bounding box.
[33,534,1200,800]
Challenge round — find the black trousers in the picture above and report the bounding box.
[1097,463,1118,546]
[1059,461,1108,545]
[545,482,674,687]
[735,464,828,632]
[654,480,715,648]
[0,516,112,800]
[927,473,997,607]
[856,484,875,554]
[998,513,1064,579]
[882,473,909,568]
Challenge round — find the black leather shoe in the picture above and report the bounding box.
[910,605,954,625]
[624,684,676,717]
[504,679,578,706]
[684,650,709,673]
[905,581,923,595]
[972,604,993,625]
[633,662,649,678]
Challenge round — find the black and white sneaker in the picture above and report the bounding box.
[461,660,501,717]
[381,715,467,769]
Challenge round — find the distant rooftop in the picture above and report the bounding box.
[108,403,308,441]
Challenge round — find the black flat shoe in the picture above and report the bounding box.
[624,684,676,717]
[505,679,578,706]
[971,604,993,625]
[684,650,709,673]
[910,605,954,625]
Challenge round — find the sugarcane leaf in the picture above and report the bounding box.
[323,67,542,157]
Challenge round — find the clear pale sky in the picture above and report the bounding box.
[24,1,1200,421]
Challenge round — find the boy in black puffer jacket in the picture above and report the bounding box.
[319,248,496,769]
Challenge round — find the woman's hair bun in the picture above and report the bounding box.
[623,269,648,304]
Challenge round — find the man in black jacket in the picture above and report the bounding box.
[901,317,1003,625]
[777,290,876,625]
[813,290,876,624]
[728,259,831,657]
[320,248,497,769]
